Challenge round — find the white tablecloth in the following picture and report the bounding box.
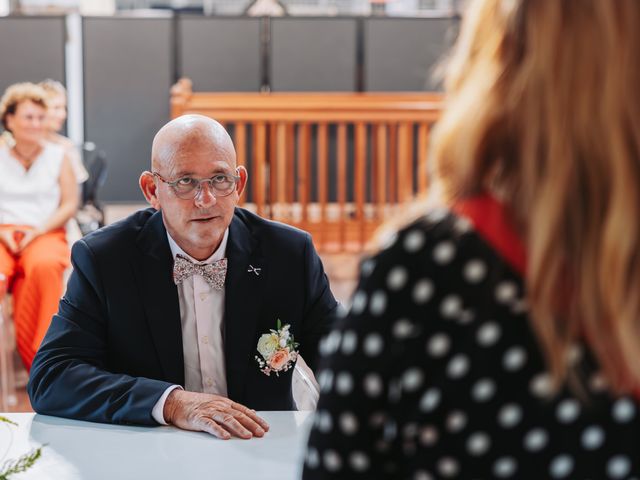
[0,411,313,480]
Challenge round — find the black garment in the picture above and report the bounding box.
[304,210,640,479]
[28,207,338,424]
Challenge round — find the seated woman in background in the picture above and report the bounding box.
[304,0,640,478]
[39,79,88,185]
[0,82,78,371]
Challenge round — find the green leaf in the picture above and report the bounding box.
[0,416,17,427]
[0,446,44,478]
[276,318,282,330]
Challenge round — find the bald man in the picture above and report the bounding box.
[28,115,338,439]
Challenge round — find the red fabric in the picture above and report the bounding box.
[452,194,526,276]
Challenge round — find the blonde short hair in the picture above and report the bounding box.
[0,82,48,132]
[39,78,67,99]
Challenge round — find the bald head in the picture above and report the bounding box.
[151,114,236,173]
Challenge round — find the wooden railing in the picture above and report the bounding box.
[171,78,444,252]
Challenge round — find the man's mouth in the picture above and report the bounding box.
[191,216,217,223]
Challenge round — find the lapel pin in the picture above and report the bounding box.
[247,265,262,276]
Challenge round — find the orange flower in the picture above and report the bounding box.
[268,349,290,371]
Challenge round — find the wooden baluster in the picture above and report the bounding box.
[355,123,366,249]
[417,122,430,196]
[337,123,347,251]
[389,123,398,204]
[376,124,387,221]
[275,122,287,221]
[254,122,267,218]
[235,122,247,206]
[317,122,328,250]
[297,123,310,229]
[286,123,295,220]
[397,122,413,203]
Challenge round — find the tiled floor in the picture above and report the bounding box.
[3,205,362,413]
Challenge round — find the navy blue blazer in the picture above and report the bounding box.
[28,207,338,425]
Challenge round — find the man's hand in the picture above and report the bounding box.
[163,390,270,440]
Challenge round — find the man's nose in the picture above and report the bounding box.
[194,181,217,207]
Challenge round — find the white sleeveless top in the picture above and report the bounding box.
[0,143,64,227]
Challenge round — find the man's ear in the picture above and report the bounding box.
[139,171,161,210]
[236,166,248,197]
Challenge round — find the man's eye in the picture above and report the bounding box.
[177,177,195,186]
[212,175,229,183]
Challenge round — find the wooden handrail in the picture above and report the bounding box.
[171,78,444,252]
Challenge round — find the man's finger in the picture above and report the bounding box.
[231,411,266,437]
[231,402,270,431]
[198,417,231,440]
[210,412,252,439]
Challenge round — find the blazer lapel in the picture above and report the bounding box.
[133,210,185,386]
[224,212,266,402]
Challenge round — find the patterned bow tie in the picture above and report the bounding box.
[173,254,227,290]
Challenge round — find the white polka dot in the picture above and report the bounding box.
[446,411,467,432]
[503,346,527,371]
[349,451,370,472]
[420,388,441,413]
[464,259,487,283]
[549,455,573,478]
[427,333,450,357]
[524,428,548,452]
[419,425,439,447]
[433,241,456,264]
[612,398,636,423]
[495,281,518,303]
[363,333,384,357]
[351,291,367,315]
[370,290,387,316]
[318,369,334,393]
[530,373,554,398]
[360,259,376,277]
[607,455,631,479]
[412,279,434,304]
[393,318,414,339]
[589,372,608,392]
[323,450,342,472]
[335,372,354,395]
[498,404,522,428]
[437,457,459,477]
[440,295,463,318]
[306,447,320,469]
[316,410,333,433]
[340,330,358,355]
[320,330,342,356]
[426,208,448,223]
[494,456,517,478]
[339,412,359,435]
[467,431,491,456]
[404,230,426,253]
[477,322,501,346]
[581,425,605,450]
[363,373,383,397]
[447,354,469,379]
[402,368,424,392]
[387,266,408,291]
[380,231,398,250]
[454,216,472,233]
[556,399,580,424]
[414,471,434,480]
[472,378,496,402]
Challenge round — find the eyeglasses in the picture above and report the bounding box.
[152,171,240,199]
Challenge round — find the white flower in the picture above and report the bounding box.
[257,333,279,360]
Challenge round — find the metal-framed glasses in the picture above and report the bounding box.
[152,171,241,199]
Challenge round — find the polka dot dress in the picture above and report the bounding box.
[303,212,640,479]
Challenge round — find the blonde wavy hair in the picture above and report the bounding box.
[432,0,640,393]
[0,82,48,132]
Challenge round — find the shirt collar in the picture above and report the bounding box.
[166,228,229,265]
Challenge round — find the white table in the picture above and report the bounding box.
[0,411,314,480]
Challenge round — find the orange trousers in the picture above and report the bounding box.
[0,227,69,371]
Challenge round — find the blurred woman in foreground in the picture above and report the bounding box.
[0,82,78,370]
[304,0,640,478]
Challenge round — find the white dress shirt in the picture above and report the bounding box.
[151,229,229,424]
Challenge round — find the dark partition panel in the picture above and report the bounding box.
[364,17,457,91]
[270,18,357,92]
[0,16,66,100]
[178,16,262,92]
[83,16,173,202]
